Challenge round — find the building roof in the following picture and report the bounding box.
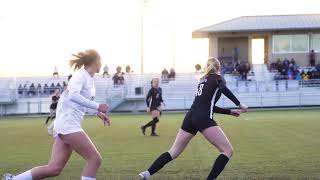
[194,14,320,34]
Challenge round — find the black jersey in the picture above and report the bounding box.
[146,87,164,108]
[191,73,240,118]
[50,95,60,109]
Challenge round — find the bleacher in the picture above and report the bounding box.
[0,71,320,115]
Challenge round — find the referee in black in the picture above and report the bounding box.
[141,77,164,136]
[139,58,248,180]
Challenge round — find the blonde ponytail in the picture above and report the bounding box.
[69,49,100,71]
[201,57,221,80]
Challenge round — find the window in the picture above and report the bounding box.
[311,34,320,52]
[273,35,309,53]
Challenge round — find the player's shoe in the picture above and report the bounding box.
[151,132,159,136]
[141,126,146,135]
[47,128,52,135]
[3,173,14,180]
[138,171,150,180]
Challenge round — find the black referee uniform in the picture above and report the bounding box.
[141,87,164,136]
[181,73,240,135]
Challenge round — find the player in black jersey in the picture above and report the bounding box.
[45,89,60,135]
[141,77,165,136]
[139,58,248,180]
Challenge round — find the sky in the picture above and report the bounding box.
[0,0,319,77]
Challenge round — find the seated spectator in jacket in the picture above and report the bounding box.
[295,72,302,80]
[56,82,61,91]
[43,84,49,95]
[50,83,56,94]
[112,66,124,87]
[18,84,24,95]
[168,68,176,80]
[36,83,42,95]
[28,83,36,96]
[161,68,169,83]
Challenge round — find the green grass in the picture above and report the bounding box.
[0,109,320,180]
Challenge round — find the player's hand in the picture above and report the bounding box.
[239,103,248,112]
[161,102,166,107]
[97,112,111,126]
[230,109,241,117]
[98,104,108,113]
[146,107,150,112]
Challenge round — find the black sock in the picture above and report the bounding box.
[45,117,50,124]
[148,152,172,175]
[207,154,229,180]
[144,120,154,128]
[151,117,159,134]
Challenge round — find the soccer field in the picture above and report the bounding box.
[0,109,319,180]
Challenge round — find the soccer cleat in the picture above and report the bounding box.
[138,171,150,180]
[48,128,52,135]
[151,133,159,136]
[141,126,146,135]
[3,173,14,180]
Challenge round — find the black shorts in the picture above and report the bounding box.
[181,110,218,135]
[50,103,57,110]
[150,106,162,116]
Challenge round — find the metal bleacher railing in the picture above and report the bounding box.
[0,73,320,116]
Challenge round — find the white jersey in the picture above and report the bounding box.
[54,69,99,136]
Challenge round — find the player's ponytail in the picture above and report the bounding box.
[69,49,100,71]
[201,57,221,80]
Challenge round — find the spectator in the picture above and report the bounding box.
[295,72,302,80]
[310,49,316,67]
[28,83,36,96]
[102,65,109,78]
[56,82,61,91]
[18,84,24,95]
[168,68,176,80]
[125,65,131,74]
[50,83,56,94]
[53,66,59,77]
[36,83,42,94]
[290,58,296,65]
[301,71,309,80]
[43,84,49,95]
[112,66,124,87]
[283,57,290,71]
[161,68,169,83]
[195,64,202,72]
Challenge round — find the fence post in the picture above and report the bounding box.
[27,101,30,115]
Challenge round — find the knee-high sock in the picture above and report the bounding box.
[45,117,50,124]
[207,154,229,180]
[143,120,154,128]
[151,117,159,134]
[13,170,32,180]
[148,152,172,175]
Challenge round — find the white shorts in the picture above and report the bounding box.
[53,128,84,139]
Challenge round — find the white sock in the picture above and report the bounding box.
[13,170,32,180]
[81,176,96,180]
[48,120,54,129]
[145,171,150,177]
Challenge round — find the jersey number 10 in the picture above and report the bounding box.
[196,84,204,96]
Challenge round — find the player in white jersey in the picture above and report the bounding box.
[3,49,110,180]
